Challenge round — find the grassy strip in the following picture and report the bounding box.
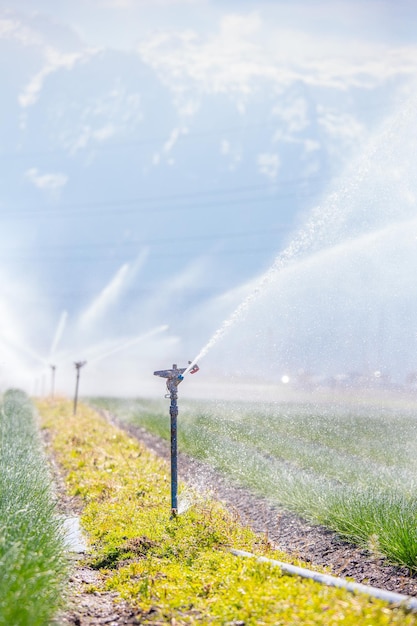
[38,398,417,625]
[93,397,417,571]
[0,390,67,626]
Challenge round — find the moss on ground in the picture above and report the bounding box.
[38,399,417,625]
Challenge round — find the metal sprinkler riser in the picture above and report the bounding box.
[73,360,87,416]
[154,362,199,517]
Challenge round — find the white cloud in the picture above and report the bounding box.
[219,12,262,42]
[257,153,281,180]
[304,139,321,153]
[0,15,43,48]
[272,98,309,135]
[317,108,366,149]
[221,139,230,155]
[137,11,417,104]
[25,167,68,192]
[138,13,265,96]
[58,88,143,154]
[152,126,188,166]
[19,48,95,108]
[163,127,184,153]
[220,139,242,171]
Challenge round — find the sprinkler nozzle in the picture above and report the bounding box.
[154,364,185,381]
[154,364,187,396]
[154,362,199,396]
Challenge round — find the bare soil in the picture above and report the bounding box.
[44,410,417,625]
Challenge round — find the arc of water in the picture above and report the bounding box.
[183,94,417,377]
[86,324,169,365]
[49,310,68,359]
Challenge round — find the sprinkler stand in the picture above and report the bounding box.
[73,361,87,415]
[50,364,56,398]
[154,362,199,516]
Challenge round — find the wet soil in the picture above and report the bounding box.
[45,411,417,625]
[105,412,417,598]
[43,432,141,625]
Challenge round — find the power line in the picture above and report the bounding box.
[1,178,324,220]
[0,100,396,161]
[0,225,289,254]
[0,242,281,264]
[0,119,280,161]
[6,173,323,209]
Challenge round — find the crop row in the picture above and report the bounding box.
[92,396,417,571]
[38,398,416,625]
[0,390,67,626]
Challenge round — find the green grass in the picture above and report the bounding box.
[92,396,417,571]
[38,399,417,625]
[0,390,68,626]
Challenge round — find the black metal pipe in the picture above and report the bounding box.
[50,364,56,398]
[154,363,188,517]
[73,361,86,415]
[169,383,179,516]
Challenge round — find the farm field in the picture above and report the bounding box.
[37,398,417,625]
[92,395,417,572]
[0,390,67,626]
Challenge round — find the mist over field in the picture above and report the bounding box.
[1,1,417,397]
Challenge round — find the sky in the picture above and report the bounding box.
[1,0,417,398]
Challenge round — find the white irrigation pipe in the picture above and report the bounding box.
[230,549,417,612]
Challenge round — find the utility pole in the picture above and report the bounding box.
[73,361,87,415]
[50,364,56,398]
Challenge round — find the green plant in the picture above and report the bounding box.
[39,399,417,624]
[94,396,417,571]
[0,390,67,626]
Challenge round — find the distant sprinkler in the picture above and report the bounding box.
[73,361,87,416]
[154,361,199,517]
[50,364,56,398]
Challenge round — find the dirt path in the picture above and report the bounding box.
[43,431,142,626]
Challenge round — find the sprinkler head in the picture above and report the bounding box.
[154,363,186,383]
[154,362,199,395]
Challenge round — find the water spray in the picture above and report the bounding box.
[154,362,199,517]
[73,361,87,416]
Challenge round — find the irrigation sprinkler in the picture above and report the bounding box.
[154,362,199,517]
[73,361,87,416]
[50,364,56,398]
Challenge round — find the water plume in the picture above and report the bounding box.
[49,310,68,358]
[79,264,130,331]
[87,325,169,365]
[185,89,417,378]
